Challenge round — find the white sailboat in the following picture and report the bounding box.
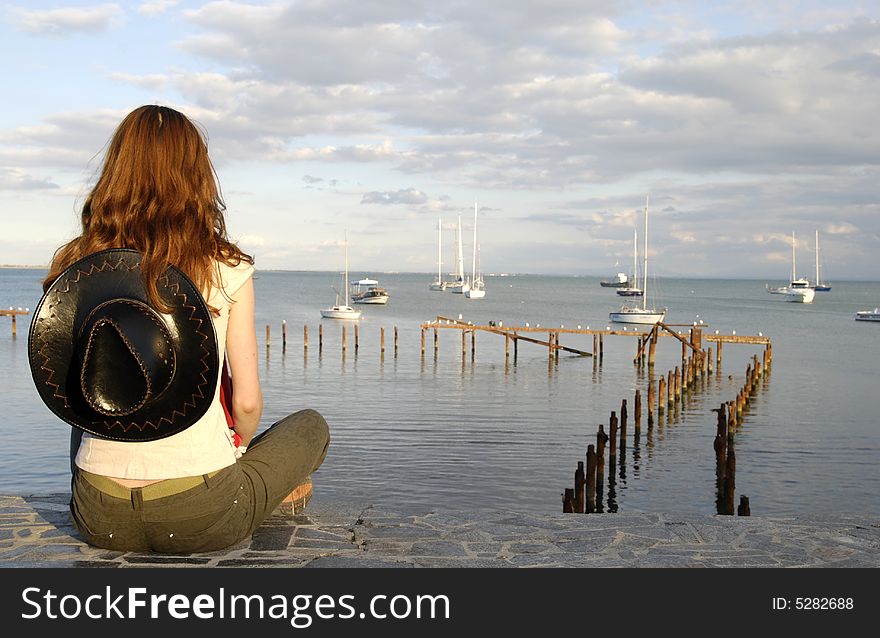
[321,233,362,320]
[814,230,831,291]
[610,195,666,324]
[447,214,470,294]
[855,308,880,322]
[429,216,446,290]
[766,232,815,303]
[465,202,486,299]
[616,226,643,297]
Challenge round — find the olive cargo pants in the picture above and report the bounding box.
[69,409,330,553]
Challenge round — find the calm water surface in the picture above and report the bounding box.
[2,268,878,516]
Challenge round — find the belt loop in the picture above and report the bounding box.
[131,488,144,510]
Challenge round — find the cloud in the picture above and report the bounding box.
[0,168,60,192]
[361,188,428,205]
[137,1,179,16]
[302,175,324,184]
[13,3,124,36]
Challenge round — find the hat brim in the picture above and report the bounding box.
[29,249,219,442]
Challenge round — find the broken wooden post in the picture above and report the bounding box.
[596,425,608,509]
[354,323,359,352]
[619,399,628,451]
[381,327,385,353]
[394,326,399,356]
[574,461,585,513]
[658,377,666,415]
[647,381,655,427]
[634,389,642,439]
[342,325,346,352]
[266,324,270,349]
[319,323,323,352]
[585,445,597,513]
[563,489,575,513]
[737,495,751,516]
[303,324,308,352]
[609,411,618,459]
[420,327,425,355]
[282,320,287,350]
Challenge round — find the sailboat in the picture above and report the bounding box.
[610,195,666,324]
[465,202,486,299]
[429,216,446,290]
[814,230,831,291]
[766,232,815,303]
[616,226,643,297]
[447,214,470,294]
[320,233,362,319]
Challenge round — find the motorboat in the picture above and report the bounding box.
[855,308,880,322]
[351,278,389,304]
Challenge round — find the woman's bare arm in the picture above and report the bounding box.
[225,276,262,446]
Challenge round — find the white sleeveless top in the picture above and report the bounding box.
[74,259,255,479]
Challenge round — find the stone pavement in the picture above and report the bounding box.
[1,493,878,567]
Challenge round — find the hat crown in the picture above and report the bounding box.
[77,299,176,417]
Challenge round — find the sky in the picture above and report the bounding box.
[1,0,878,279]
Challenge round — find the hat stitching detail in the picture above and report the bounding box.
[101,272,214,434]
[79,316,152,416]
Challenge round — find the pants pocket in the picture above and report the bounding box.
[147,495,251,553]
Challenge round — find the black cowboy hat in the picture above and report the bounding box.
[28,248,219,442]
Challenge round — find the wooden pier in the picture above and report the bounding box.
[1,308,29,336]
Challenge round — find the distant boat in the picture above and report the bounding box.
[814,230,831,291]
[321,234,362,320]
[616,226,643,297]
[610,195,666,324]
[465,202,486,299]
[600,267,628,288]
[429,216,446,290]
[351,278,389,305]
[855,308,880,322]
[766,232,815,303]
[447,215,470,294]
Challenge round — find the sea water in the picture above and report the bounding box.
[2,268,878,516]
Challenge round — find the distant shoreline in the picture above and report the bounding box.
[1,265,878,282]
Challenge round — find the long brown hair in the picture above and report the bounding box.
[43,105,252,310]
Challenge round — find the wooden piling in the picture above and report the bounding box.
[342,325,346,352]
[737,495,751,516]
[648,326,658,366]
[681,339,687,363]
[319,324,323,351]
[282,320,287,350]
[707,347,713,375]
[647,381,655,426]
[574,462,586,513]
[681,360,688,394]
[717,340,723,369]
[461,329,466,358]
[658,377,666,414]
[381,327,385,353]
[593,334,598,356]
[667,370,674,406]
[596,425,608,496]
[434,327,438,354]
[420,327,425,355]
[563,489,575,513]
[354,323,359,352]
[266,324,270,348]
[303,324,308,351]
[505,333,510,358]
[619,399,628,451]
[674,366,681,401]
[394,326,399,356]
[471,329,476,360]
[585,445,597,514]
[609,411,618,458]
[634,389,642,439]
[599,334,604,362]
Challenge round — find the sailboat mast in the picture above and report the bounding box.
[792,231,796,282]
[437,216,442,283]
[642,195,649,311]
[632,227,637,286]
[457,215,465,282]
[815,229,820,285]
[472,203,478,286]
[344,232,349,302]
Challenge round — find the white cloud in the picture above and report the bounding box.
[361,188,428,205]
[13,3,124,36]
[137,1,179,16]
